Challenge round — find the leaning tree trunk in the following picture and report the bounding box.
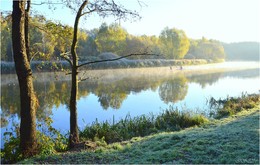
[69,0,88,148]
[12,0,38,157]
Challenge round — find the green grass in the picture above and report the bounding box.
[80,107,208,144]
[20,107,259,164]
[209,93,259,118]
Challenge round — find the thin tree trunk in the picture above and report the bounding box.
[69,0,88,148]
[12,0,37,157]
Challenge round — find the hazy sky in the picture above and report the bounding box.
[1,0,259,43]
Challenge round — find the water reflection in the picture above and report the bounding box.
[1,67,260,148]
[1,68,259,128]
[159,76,188,103]
[0,80,89,127]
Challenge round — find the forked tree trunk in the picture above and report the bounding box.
[12,0,37,157]
[69,0,88,148]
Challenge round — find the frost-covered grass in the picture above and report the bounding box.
[81,58,208,70]
[1,57,208,74]
[1,61,71,74]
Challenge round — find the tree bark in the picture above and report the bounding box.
[69,0,88,148]
[12,0,38,157]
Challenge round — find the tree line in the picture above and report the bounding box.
[1,14,226,62]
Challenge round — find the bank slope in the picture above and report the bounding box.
[21,108,259,164]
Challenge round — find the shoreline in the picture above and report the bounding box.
[1,60,259,74]
[19,107,260,164]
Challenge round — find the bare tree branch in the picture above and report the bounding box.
[81,8,96,16]
[29,51,39,63]
[137,0,148,8]
[31,2,63,5]
[78,77,90,82]
[77,52,160,68]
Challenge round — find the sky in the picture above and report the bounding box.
[1,0,259,43]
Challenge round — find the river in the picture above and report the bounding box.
[1,62,259,147]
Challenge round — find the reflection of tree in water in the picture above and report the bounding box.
[2,68,256,126]
[188,72,222,88]
[89,76,164,110]
[189,69,259,88]
[1,81,89,127]
[93,83,128,110]
[159,76,188,104]
[1,84,20,128]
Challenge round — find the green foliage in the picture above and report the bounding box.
[1,117,68,163]
[1,121,22,163]
[1,134,22,164]
[1,14,12,61]
[208,93,259,119]
[0,14,87,63]
[123,35,161,59]
[155,107,208,131]
[159,27,190,59]
[36,117,68,154]
[1,14,227,63]
[186,38,225,61]
[95,23,128,55]
[80,106,208,144]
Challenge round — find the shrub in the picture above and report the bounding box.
[1,118,68,163]
[208,93,259,119]
[1,134,22,164]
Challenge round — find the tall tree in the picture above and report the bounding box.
[61,0,157,148]
[159,27,190,59]
[12,0,38,157]
[95,23,128,55]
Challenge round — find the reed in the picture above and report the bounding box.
[80,107,208,144]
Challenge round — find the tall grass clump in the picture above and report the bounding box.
[80,107,208,144]
[155,107,208,131]
[208,93,259,119]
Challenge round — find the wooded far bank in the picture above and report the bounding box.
[1,14,259,74]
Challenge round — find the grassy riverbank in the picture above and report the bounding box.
[19,95,259,164]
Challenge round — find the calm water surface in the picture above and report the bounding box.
[1,62,259,147]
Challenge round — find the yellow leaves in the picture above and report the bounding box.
[159,27,190,59]
[95,23,127,55]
